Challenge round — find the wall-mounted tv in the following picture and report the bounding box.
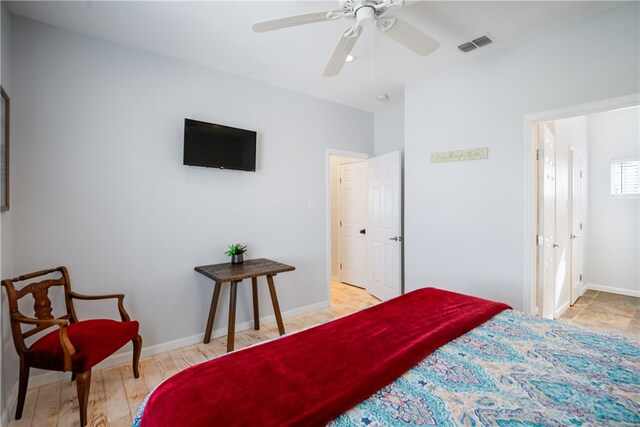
[183,118,257,172]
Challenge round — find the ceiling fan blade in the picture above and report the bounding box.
[323,25,363,77]
[252,10,341,33]
[377,17,439,56]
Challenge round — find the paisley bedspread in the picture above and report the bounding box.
[133,310,640,426]
[329,310,640,426]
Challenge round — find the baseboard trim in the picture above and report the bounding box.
[584,283,640,298]
[331,275,340,282]
[27,299,330,389]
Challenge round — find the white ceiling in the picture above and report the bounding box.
[7,1,624,112]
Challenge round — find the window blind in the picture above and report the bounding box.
[611,159,640,197]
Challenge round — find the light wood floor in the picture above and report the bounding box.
[8,282,380,427]
[10,285,638,426]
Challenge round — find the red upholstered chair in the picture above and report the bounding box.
[1,266,142,426]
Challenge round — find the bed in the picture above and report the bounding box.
[133,288,640,426]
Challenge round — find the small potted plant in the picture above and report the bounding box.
[225,243,247,264]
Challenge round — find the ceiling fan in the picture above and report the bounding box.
[252,0,439,77]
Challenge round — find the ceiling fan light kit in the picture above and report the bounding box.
[252,0,439,77]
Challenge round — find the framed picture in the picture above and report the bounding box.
[1,86,8,211]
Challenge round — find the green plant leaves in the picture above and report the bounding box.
[225,243,247,256]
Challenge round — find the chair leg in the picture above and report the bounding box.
[15,358,30,420]
[76,370,91,427]
[132,334,142,378]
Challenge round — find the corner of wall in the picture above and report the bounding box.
[374,104,405,156]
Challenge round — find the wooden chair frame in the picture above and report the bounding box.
[2,266,142,426]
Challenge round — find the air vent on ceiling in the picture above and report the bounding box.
[473,35,492,47]
[458,42,477,53]
[458,35,493,53]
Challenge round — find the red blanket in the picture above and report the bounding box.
[140,288,510,427]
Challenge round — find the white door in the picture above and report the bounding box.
[554,132,570,317]
[339,161,368,287]
[541,123,557,319]
[367,150,402,301]
[569,147,585,305]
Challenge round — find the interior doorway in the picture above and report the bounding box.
[326,149,404,305]
[527,94,639,318]
[535,119,587,318]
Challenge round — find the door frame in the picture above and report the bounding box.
[522,94,639,314]
[568,145,585,306]
[325,149,370,302]
[537,121,557,319]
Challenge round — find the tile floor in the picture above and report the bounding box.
[558,289,640,342]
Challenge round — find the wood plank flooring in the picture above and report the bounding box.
[10,284,638,426]
[8,282,379,427]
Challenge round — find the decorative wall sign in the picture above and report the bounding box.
[431,147,488,163]
[1,86,8,212]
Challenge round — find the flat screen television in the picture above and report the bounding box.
[183,118,257,172]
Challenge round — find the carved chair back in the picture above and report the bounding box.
[1,266,79,356]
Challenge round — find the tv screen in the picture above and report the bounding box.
[183,119,257,172]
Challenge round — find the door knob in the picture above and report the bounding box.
[553,243,559,248]
[571,234,580,239]
[359,229,366,234]
[389,236,403,242]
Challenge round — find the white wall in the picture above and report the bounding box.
[553,116,588,315]
[586,106,639,295]
[8,15,373,384]
[374,105,404,155]
[404,3,639,309]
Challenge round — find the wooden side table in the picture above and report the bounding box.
[195,258,295,352]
